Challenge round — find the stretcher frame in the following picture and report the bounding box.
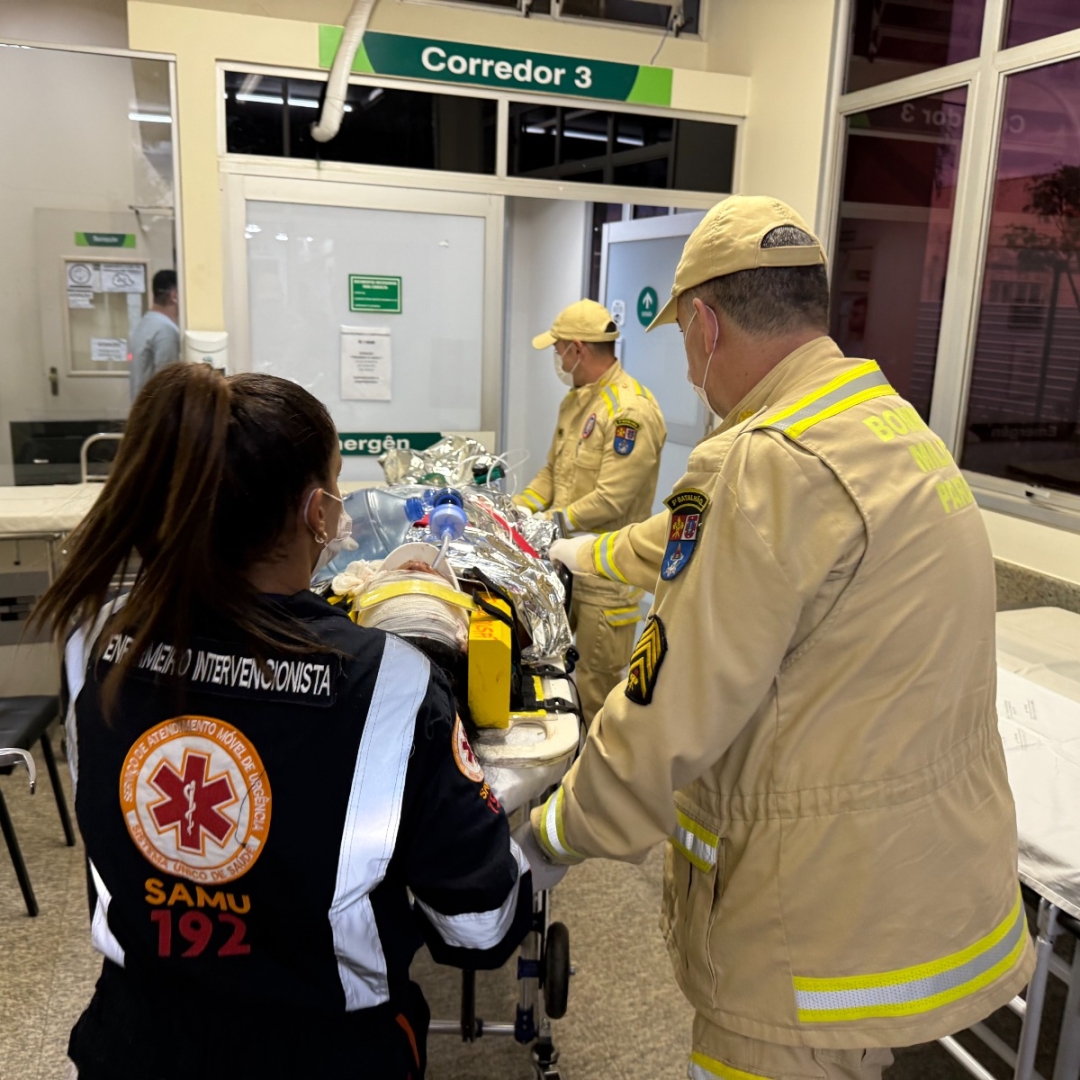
[428,823,567,1080]
[939,889,1080,1080]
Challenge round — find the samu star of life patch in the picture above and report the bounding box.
[613,418,639,456]
[661,489,708,580]
[625,616,667,706]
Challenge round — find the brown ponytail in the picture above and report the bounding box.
[32,364,339,710]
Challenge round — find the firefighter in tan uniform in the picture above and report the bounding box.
[533,199,1033,1079]
[515,300,665,725]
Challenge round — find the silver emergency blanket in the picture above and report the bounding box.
[324,484,570,662]
[421,489,570,662]
[995,607,1080,919]
[380,435,490,487]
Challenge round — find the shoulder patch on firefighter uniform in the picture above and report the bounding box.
[661,489,708,581]
[625,616,667,705]
[613,418,639,456]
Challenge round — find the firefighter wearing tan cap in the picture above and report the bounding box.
[515,299,666,726]
[530,198,1033,1079]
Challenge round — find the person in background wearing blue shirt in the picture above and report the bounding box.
[129,269,179,400]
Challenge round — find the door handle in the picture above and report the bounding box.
[48,366,59,396]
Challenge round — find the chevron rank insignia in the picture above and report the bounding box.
[625,616,667,706]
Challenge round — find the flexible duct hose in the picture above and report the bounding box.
[311,0,378,144]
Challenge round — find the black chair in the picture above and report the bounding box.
[0,696,76,916]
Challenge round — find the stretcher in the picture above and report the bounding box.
[432,669,581,1080]
[940,607,1080,1080]
[322,480,582,1079]
[0,483,102,574]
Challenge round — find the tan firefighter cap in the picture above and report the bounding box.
[532,299,620,349]
[648,195,827,330]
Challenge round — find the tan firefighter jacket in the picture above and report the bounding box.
[515,361,665,608]
[532,337,1033,1048]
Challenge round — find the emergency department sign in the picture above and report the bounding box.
[319,27,673,106]
[661,489,708,580]
[120,717,271,884]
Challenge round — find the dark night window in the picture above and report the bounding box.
[507,103,735,192]
[224,71,497,175]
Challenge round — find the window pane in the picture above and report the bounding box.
[225,72,496,174]
[961,58,1080,496]
[559,0,699,33]
[830,89,968,419]
[508,103,734,192]
[1004,0,1080,48]
[846,0,985,92]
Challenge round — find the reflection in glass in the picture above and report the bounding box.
[846,0,985,92]
[830,89,968,418]
[961,58,1080,496]
[507,103,734,193]
[1004,0,1080,48]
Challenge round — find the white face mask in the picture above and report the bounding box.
[305,488,357,575]
[684,307,717,413]
[554,345,580,388]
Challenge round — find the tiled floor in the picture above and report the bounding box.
[0,731,1067,1079]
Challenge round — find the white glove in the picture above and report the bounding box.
[513,822,570,893]
[514,505,534,519]
[548,534,597,575]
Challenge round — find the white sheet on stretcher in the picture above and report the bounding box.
[0,484,102,535]
[997,607,1080,920]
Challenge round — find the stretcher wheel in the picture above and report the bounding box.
[543,921,571,1019]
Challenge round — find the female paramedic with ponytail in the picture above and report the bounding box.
[33,364,535,1080]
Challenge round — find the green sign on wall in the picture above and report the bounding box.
[349,274,402,313]
[637,286,659,326]
[319,27,673,106]
[75,232,136,248]
[339,432,444,456]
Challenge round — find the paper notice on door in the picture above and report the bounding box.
[66,262,100,291]
[100,264,146,293]
[340,326,391,401]
[67,288,95,309]
[127,292,144,333]
[90,337,128,362]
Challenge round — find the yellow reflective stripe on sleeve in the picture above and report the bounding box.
[759,362,895,439]
[593,531,629,584]
[538,787,584,862]
[689,1052,771,1080]
[565,505,580,531]
[793,890,1028,1023]
[520,488,546,512]
[601,388,618,417]
[672,809,719,872]
[603,605,640,628]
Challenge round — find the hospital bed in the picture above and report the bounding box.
[940,607,1080,1080]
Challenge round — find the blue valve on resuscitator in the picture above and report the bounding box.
[429,489,467,542]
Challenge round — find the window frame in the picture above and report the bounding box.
[393,0,705,39]
[217,62,742,209]
[821,0,1080,530]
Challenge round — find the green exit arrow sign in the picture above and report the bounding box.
[637,286,658,326]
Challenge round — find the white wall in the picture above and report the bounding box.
[502,197,589,493]
[983,509,1080,585]
[0,0,127,48]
